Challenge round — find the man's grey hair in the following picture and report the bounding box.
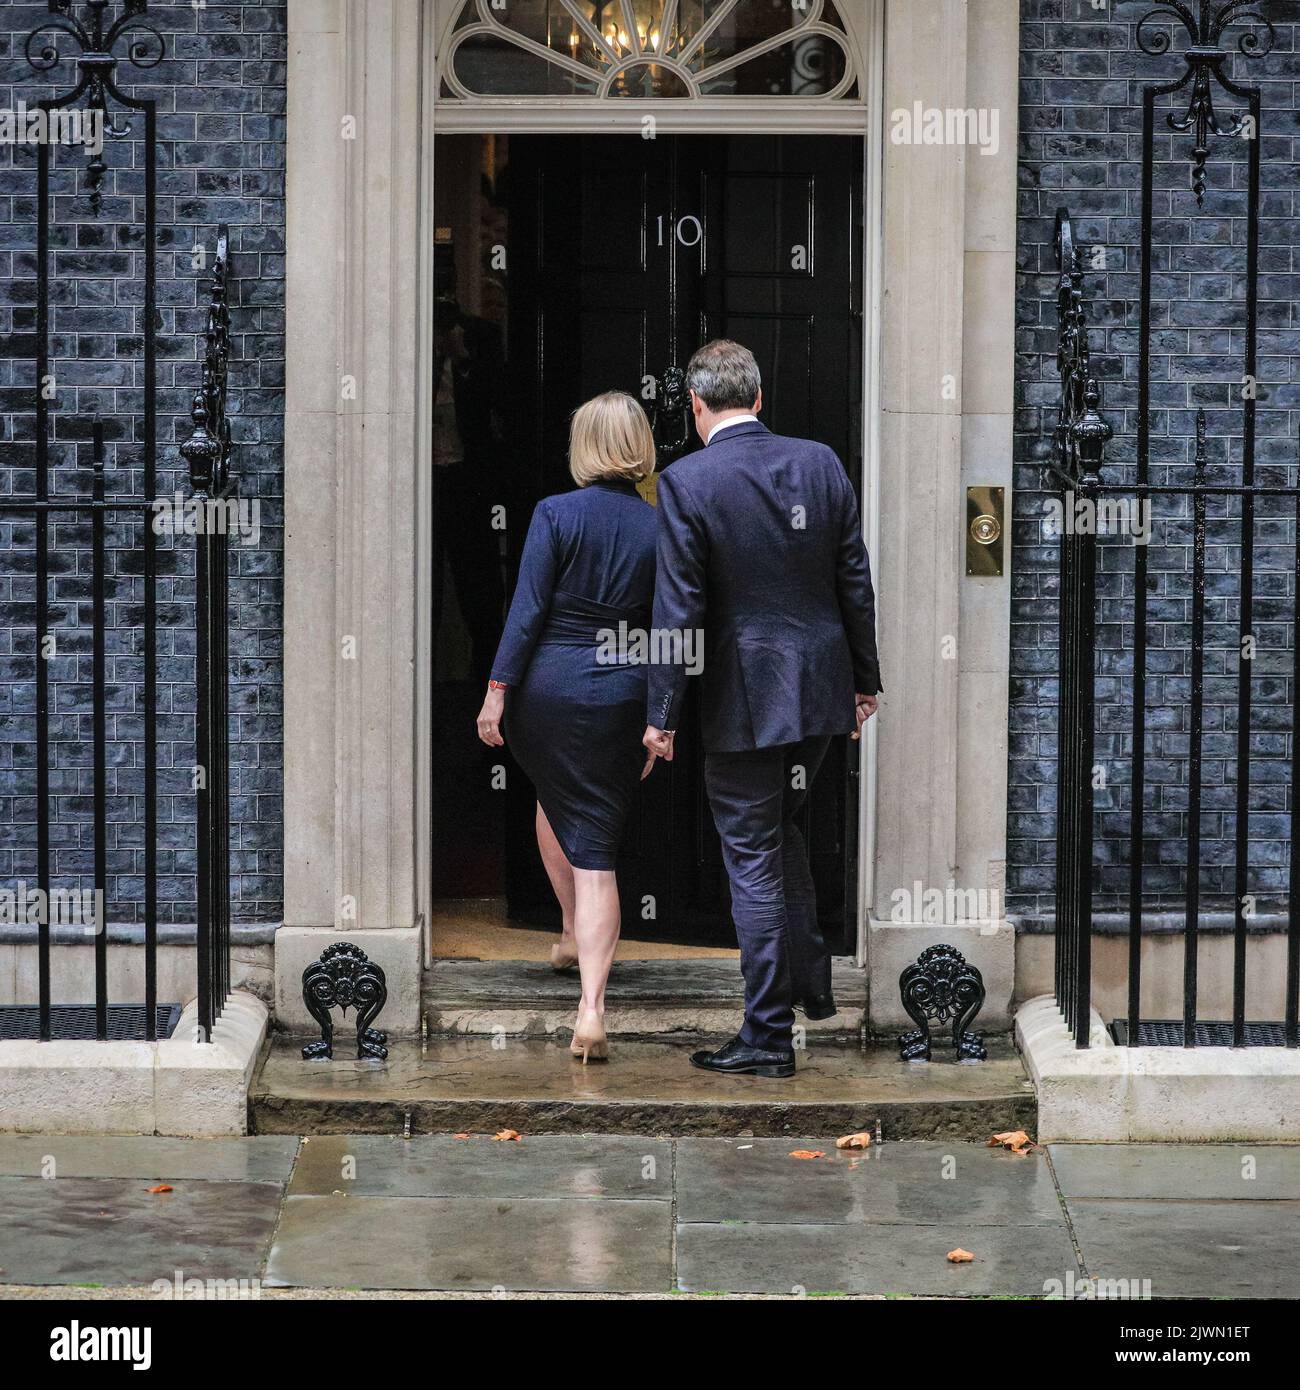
[686,339,762,412]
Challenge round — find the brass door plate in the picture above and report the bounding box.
[966,485,1005,577]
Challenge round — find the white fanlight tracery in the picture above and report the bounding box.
[439,0,858,101]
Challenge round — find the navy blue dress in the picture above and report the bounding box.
[490,479,658,870]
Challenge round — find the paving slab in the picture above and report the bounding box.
[0,1176,282,1287]
[1050,1143,1300,1201]
[1066,1198,1300,1300]
[676,1218,1077,1296]
[676,1138,1063,1226]
[0,1135,299,1183]
[5,1132,1296,1299]
[252,1034,1034,1140]
[265,1194,673,1292]
[288,1134,671,1200]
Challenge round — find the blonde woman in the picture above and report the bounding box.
[476,392,659,1063]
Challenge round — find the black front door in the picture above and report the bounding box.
[432,132,864,951]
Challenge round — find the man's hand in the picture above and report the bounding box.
[851,693,878,741]
[476,686,506,747]
[643,725,675,762]
[641,748,658,780]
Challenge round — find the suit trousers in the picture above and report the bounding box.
[704,735,833,1050]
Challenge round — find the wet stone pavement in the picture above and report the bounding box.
[0,1134,1298,1297]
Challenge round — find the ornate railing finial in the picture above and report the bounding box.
[180,227,233,497]
[1073,379,1113,489]
[24,1,163,213]
[1052,209,1112,489]
[1136,1,1273,205]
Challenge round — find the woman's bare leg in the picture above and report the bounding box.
[572,868,621,1016]
[535,804,576,949]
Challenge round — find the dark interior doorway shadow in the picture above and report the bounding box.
[430,132,865,953]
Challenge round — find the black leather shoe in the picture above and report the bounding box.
[794,994,838,1021]
[689,1036,795,1078]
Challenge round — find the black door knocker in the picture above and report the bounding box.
[301,942,389,1060]
[650,364,692,467]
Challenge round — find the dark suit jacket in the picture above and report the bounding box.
[647,420,881,753]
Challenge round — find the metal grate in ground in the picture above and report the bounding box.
[0,1004,182,1042]
[1111,1019,1293,1048]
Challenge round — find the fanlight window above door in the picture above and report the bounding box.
[440,0,858,100]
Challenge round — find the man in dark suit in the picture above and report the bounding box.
[644,340,881,1078]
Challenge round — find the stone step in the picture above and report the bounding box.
[423,957,868,1039]
[250,1033,1035,1140]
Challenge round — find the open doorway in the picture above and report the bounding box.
[429,132,865,960]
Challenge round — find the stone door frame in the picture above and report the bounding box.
[282,0,1020,1028]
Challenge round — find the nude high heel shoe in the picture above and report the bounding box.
[570,1009,608,1064]
[551,940,579,972]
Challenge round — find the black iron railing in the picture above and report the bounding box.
[6,2,234,1043]
[1047,4,1299,1050]
[181,227,236,1042]
[1046,210,1110,1048]
[1048,207,1300,1049]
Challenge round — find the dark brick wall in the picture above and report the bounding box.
[1011,0,1300,915]
[0,0,285,925]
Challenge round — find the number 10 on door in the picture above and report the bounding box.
[657,214,702,247]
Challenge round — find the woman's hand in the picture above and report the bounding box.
[476,686,506,746]
[641,748,658,780]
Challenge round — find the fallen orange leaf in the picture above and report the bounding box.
[789,1149,826,1160]
[947,1248,975,1263]
[493,1129,522,1142]
[987,1130,1036,1155]
[835,1132,872,1150]
[453,1132,471,1140]
[146,1184,173,1194]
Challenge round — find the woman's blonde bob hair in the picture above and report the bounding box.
[568,390,656,487]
